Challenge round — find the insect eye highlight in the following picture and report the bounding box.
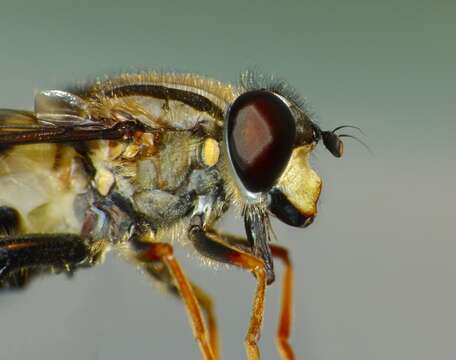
[226,90,296,193]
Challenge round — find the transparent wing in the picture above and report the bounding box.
[0,91,146,146]
[34,90,95,126]
[1,90,93,130]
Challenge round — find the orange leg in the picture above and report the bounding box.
[145,243,215,360]
[270,245,295,360]
[199,233,297,360]
[190,228,267,360]
[230,250,267,360]
[192,284,220,359]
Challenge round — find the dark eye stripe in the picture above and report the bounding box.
[226,90,296,193]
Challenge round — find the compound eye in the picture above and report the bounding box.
[226,90,296,193]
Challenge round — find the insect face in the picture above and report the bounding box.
[224,86,340,229]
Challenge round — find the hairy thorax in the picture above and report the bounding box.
[0,73,237,247]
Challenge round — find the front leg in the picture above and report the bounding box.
[189,223,296,360]
[189,223,267,360]
[220,236,296,360]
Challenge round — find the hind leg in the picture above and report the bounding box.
[0,233,92,288]
[0,206,98,289]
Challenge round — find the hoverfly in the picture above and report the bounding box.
[0,70,351,360]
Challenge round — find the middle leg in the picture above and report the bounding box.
[140,242,216,360]
[136,253,220,359]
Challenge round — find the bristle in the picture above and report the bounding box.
[239,69,309,113]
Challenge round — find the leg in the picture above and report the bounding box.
[189,226,267,360]
[192,283,220,359]
[0,206,91,285]
[270,245,295,360]
[0,268,42,289]
[139,256,220,359]
[197,232,296,360]
[142,242,215,360]
[0,233,91,288]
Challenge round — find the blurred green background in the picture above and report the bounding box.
[0,0,454,359]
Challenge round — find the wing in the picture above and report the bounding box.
[0,90,146,146]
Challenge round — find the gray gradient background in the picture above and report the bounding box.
[0,0,454,359]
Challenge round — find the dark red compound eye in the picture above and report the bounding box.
[226,90,296,193]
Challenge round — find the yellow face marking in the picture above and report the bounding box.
[276,145,322,217]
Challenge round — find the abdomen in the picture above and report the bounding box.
[0,143,88,235]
